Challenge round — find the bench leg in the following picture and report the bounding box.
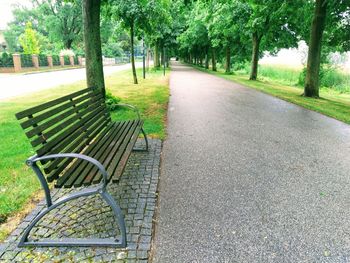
[18,186,127,248]
[133,127,149,152]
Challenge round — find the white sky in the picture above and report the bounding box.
[0,0,31,29]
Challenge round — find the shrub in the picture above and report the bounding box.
[298,66,350,92]
[52,55,60,66]
[64,55,70,65]
[38,54,48,66]
[0,52,14,67]
[105,92,121,112]
[20,54,33,67]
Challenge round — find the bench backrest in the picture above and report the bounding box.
[15,87,111,182]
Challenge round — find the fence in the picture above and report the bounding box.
[0,53,84,73]
[81,56,130,66]
[0,53,132,73]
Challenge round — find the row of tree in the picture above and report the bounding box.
[176,0,350,98]
[11,1,347,98]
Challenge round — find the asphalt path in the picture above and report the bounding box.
[153,62,350,262]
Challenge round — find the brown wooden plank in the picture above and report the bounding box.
[55,121,122,187]
[30,98,104,147]
[92,120,141,185]
[111,121,143,183]
[20,91,100,130]
[63,122,129,187]
[88,120,137,185]
[35,106,106,156]
[15,87,93,120]
[75,121,132,187]
[25,94,103,138]
[42,112,110,171]
[46,118,111,182]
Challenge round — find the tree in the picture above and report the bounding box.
[138,0,172,70]
[245,0,305,80]
[178,1,210,67]
[304,0,350,97]
[19,22,40,54]
[83,0,105,95]
[112,0,148,84]
[36,0,83,49]
[208,0,251,73]
[4,0,82,52]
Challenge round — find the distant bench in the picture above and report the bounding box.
[15,87,148,247]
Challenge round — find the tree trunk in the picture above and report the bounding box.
[146,48,150,70]
[205,49,209,69]
[154,45,160,68]
[82,0,105,96]
[250,32,261,80]
[225,45,231,73]
[304,0,327,98]
[161,47,164,65]
[130,22,137,84]
[65,39,73,50]
[211,48,216,71]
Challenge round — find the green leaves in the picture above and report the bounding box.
[18,22,40,55]
[4,0,83,52]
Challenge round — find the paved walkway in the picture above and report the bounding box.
[0,62,142,100]
[153,62,350,262]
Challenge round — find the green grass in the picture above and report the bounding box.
[194,65,350,125]
[0,68,169,241]
[236,63,350,93]
[257,64,301,86]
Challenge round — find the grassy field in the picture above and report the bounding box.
[194,65,350,125]
[236,63,350,93]
[0,68,169,241]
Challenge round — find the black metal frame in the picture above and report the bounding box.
[18,102,149,248]
[19,153,127,247]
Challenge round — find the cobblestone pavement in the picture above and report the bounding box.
[0,139,161,263]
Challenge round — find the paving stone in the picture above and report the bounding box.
[0,139,161,263]
[136,250,148,259]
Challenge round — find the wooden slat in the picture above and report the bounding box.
[54,121,122,187]
[46,118,111,182]
[112,121,143,183]
[15,87,92,120]
[77,121,133,187]
[92,120,141,185]
[20,91,99,130]
[43,111,110,172]
[30,99,104,147]
[36,106,106,156]
[26,94,103,138]
[62,122,129,188]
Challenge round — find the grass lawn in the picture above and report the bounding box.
[194,66,350,125]
[0,67,169,241]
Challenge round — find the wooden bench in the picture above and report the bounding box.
[15,87,148,248]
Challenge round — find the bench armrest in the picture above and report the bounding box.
[27,153,109,188]
[115,103,141,120]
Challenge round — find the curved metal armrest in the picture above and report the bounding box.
[115,103,141,120]
[27,153,109,189]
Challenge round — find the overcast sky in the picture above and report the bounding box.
[0,0,31,29]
